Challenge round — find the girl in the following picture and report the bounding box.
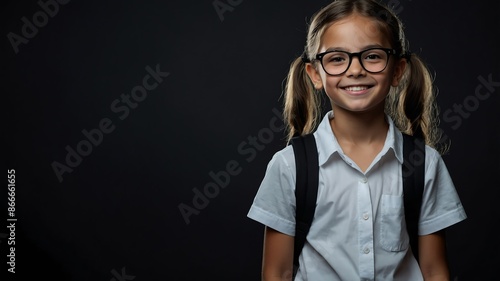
[247,0,467,280]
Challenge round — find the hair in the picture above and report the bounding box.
[283,0,447,154]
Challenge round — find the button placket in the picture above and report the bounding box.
[357,175,374,279]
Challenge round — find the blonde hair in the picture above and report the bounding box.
[283,0,447,154]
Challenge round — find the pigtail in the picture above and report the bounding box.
[403,55,432,139]
[374,0,447,154]
[283,56,320,144]
[388,53,447,154]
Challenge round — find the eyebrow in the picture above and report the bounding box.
[324,44,385,52]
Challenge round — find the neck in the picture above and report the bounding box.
[329,104,388,145]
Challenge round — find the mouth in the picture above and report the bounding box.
[341,85,373,95]
[342,85,371,91]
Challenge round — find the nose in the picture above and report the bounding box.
[346,55,365,77]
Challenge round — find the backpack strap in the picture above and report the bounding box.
[402,133,425,264]
[290,134,319,277]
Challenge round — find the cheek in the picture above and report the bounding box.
[323,77,338,92]
[321,72,340,85]
[318,69,328,83]
[322,78,343,101]
[387,63,402,86]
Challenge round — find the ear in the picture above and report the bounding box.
[391,58,407,87]
[305,63,323,90]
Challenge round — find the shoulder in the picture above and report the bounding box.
[424,144,445,169]
[422,144,457,188]
[268,144,296,171]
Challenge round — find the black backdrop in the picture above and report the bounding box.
[3,0,500,280]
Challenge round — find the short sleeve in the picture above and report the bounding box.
[418,147,467,235]
[247,146,297,236]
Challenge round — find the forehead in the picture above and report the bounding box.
[319,13,391,52]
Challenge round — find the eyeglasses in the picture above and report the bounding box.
[315,47,398,76]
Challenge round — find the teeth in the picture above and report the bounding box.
[345,86,368,91]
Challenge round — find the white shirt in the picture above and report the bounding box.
[247,110,467,281]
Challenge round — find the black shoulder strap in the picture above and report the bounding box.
[290,134,319,277]
[402,133,425,264]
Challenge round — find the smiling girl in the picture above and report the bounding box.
[247,0,467,280]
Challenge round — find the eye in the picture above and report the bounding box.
[324,52,348,64]
[329,56,345,62]
[363,49,387,62]
[364,53,383,60]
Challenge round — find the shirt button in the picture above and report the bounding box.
[363,213,369,220]
[360,177,367,183]
[363,247,370,254]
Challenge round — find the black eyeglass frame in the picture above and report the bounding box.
[314,47,399,76]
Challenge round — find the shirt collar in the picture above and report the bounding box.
[313,110,404,166]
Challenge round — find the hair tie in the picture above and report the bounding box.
[301,51,311,63]
[402,51,412,62]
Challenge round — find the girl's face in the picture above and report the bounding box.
[306,13,406,115]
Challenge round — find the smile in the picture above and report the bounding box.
[343,85,371,91]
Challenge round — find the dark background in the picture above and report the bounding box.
[3,0,499,280]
